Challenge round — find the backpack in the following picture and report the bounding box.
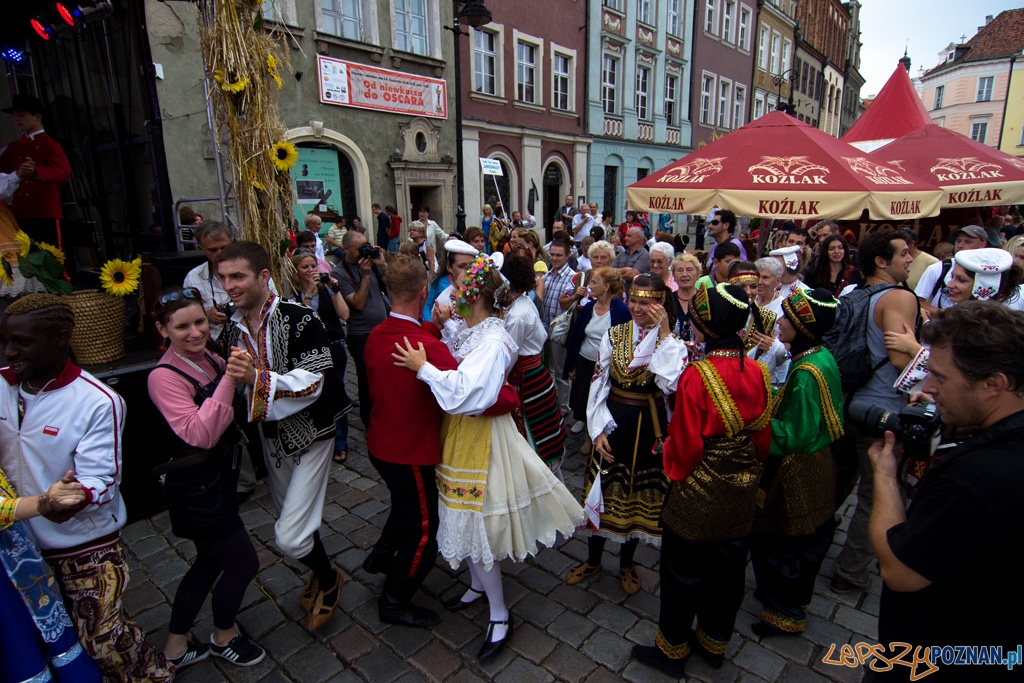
[927,259,954,307]
[822,283,896,394]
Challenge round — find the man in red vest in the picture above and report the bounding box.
[0,94,71,248]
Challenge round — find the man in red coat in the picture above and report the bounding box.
[363,255,460,629]
[0,94,71,247]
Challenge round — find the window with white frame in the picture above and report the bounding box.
[722,0,735,43]
[665,73,678,126]
[757,25,769,70]
[552,48,572,111]
[733,85,746,129]
[473,29,498,95]
[603,0,624,10]
[717,78,732,128]
[516,41,538,104]
[635,65,651,120]
[638,0,652,25]
[667,0,682,36]
[738,5,751,50]
[971,120,988,143]
[320,0,361,40]
[754,92,765,119]
[770,31,781,75]
[934,85,944,109]
[782,38,792,77]
[705,0,717,34]
[261,0,294,24]
[394,0,428,55]
[976,76,994,102]
[701,73,716,125]
[767,93,778,111]
[602,54,619,114]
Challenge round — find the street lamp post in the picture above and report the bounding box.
[772,67,800,116]
[447,0,492,235]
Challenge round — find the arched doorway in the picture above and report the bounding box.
[542,161,563,242]
[291,142,359,228]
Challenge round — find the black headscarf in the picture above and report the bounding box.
[781,287,838,355]
[691,283,751,354]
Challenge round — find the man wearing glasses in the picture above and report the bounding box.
[706,209,748,268]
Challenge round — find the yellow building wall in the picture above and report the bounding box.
[998,62,1024,158]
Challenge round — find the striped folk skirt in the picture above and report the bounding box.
[508,354,566,465]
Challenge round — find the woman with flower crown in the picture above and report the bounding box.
[564,273,685,596]
[392,253,583,662]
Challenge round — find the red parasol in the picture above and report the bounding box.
[627,111,943,221]
[869,124,1024,208]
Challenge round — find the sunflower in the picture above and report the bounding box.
[99,257,142,296]
[14,230,30,258]
[270,141,298,172]
[267,54,283,88]
[35,241,65,264]
[249,170,266,191]
[221,75,249,94]
[0,263,11,287]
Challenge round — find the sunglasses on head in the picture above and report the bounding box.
[157,287,202,308]
[709,219,721,225]
[294,247,315,255]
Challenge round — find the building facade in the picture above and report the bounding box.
[791,44,825,126]
[838,0,864,137]
[586,0,694,221]
[460,0,589,240]
[998,56,1024,159]
[750,0,797,120]
[919,10,1024,151]
[688,0,753,147]
[146,0,458,243]
[794,0,850,136]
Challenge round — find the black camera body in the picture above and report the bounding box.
[318,272,331,285]
[216,302,236,317]
[358,243,378,260]
[848,400,942,459]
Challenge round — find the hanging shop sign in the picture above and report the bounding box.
[317,55,448,119]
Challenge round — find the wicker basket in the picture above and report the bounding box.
[69,289,126,365]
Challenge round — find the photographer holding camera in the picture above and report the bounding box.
[332,230,389,429]
[868,302,1024,681]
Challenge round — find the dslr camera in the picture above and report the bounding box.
[358,243,379,260]
[216,302,236,317]
[847,400,942,460]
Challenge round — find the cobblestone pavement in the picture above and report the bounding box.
[121,403,877,682]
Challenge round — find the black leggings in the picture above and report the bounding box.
[588,535,640,569]
[168,527,260,634]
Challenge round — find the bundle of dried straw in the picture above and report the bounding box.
[199,0,295,285]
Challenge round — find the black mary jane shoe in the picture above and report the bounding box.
[631,644,687,677]
[442,586,486,612]
[477,617,512,661]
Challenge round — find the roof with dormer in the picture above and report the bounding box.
[923,9,1024,77]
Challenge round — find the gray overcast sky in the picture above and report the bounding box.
[858,1,1023,97]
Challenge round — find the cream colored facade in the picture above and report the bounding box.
[919,59,1010,148]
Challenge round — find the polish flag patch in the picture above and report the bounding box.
[42,425,59,436]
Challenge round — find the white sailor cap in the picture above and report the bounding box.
[955,247,1013,301]
[444,240,479,256]
[769,245,801,271]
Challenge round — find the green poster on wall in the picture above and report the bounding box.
[292,146,343,233]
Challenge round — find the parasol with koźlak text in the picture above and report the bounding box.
[868,124,1024,209]
[626,111,944,221]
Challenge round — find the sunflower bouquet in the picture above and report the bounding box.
[0,229,71,296]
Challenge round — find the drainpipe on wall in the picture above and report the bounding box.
[997,53,1018,149]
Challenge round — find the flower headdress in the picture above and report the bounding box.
[457,254,501,317]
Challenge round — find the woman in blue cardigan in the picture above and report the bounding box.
[563,266,631,451]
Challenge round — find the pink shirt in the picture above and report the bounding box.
[147,347,238,450]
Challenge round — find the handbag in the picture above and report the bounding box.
[548,308,574,345]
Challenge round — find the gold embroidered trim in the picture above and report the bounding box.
[629,288,665,300]
[747,361,774,432]
[696,624,729,655]
[609,322,654,389]
[797,362,844,442]
[762,607,805,632]
[656,630,689,659]
[693,360,744,437]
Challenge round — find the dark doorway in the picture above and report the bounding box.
[542,161,562,242]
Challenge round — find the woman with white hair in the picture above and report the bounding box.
[754,257,785,319]
[649,242,677,291]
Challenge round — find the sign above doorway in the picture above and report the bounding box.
[317,55,448,119]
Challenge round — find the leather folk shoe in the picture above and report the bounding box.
[378,595,441,629]
[631,644,687,677]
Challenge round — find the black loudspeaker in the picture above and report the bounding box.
[97,365,170,524]
[147,250,207,288]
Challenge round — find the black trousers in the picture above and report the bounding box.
[749,516,836,632]
[368,453,439,604]
[18,217,61,248]
[347,333,372,428]
[659,530,749,656]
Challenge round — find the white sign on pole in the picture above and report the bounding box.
[480,158,504,176]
